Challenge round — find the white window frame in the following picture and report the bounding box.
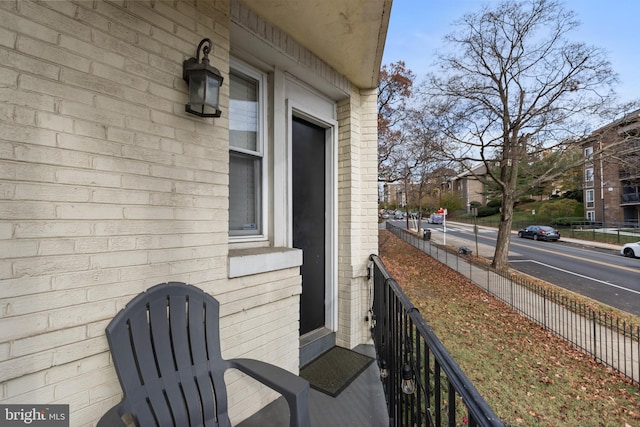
[585,189,595,208]
[584,167,594,188]
[584,146,594,159]
[586,211,595,222]
[228,58,268,242]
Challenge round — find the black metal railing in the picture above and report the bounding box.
[369,254,504,427]
[621,192,640,204]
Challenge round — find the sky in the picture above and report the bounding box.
[382,0,640,104]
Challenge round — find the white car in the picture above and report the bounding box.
[621,241,640,258]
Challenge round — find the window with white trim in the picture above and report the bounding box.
[585,189,595,208]
[228,60,267,238]
[586,211,595,222]
[584,146,593,159]
[584,167,594,187]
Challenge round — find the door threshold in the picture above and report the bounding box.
[299,327,335,367]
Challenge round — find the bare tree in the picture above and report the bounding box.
[607,115,640,179]
[378,61,416,183]
[403,109,453,214]
[423,0,625,269]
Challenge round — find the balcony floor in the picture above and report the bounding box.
[237,344,389,427]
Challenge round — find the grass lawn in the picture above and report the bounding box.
[379,230,640,427]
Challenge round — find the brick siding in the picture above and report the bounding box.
[0,0,378,425]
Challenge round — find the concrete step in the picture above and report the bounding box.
[299,327,335,367]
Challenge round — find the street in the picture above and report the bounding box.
[388,219,640,316]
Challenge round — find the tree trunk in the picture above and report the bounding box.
[492,192,516,270]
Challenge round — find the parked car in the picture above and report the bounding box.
[428,213,443,224]
[621,241,640,258]
[517,225,560,241]
[394,211,404,220]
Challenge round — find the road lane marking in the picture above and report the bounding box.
[450,225,638,274]
[508,240,640,274]
[510,260,640,295]
[393,221,638,274]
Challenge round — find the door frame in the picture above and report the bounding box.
[285,92,337,333]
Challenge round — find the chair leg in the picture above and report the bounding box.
[229,358,311,427]
[286,387,310,427]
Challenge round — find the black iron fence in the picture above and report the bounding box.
[621,192,640,204]
[385,222,640,387]
[369,254,504,427]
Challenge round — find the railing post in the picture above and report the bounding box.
[592,310,597,362]
[543,290,547,330]
[449,381,456,427]
[435,361,442,427]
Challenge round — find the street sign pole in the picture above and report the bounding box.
[439,208,447,246]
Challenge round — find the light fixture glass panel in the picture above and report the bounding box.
[188,70,206,106]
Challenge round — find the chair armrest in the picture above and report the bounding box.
[97,404,127,427]
[229,358,310,427]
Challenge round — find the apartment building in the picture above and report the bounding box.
[581,110,640,225]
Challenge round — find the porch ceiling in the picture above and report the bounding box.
[239,0,392,89]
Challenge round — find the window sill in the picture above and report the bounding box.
[228,247,302,278]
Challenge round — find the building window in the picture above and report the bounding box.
[584,146,594,159]
[585,189,595,208]
[586,211,595,222]
[229,60,267,238]
[584,168,594,188]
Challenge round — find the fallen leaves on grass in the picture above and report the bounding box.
[378,230,640,427]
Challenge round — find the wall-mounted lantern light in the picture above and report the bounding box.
[183,38,223,118]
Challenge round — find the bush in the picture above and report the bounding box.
[440,192,465,212]
[538,199,581,218]
[487,199,502,208]
[518,197,535,203]
[477,206,500,217]
[562,189,583,202]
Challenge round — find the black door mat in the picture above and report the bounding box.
[299,346,374,397]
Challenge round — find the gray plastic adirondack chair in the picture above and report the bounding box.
[98,282,310,427]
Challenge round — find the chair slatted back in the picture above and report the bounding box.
[106,282,231,427]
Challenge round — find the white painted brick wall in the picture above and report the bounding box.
[0,1,237,424]
[334,86,379,348]
[0,0,378,425]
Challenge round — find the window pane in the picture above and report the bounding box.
[229,71,258,152]
[585,168,593,180]
[586,189,594,202]
[585,168,594,187]
[229,152,261,234]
